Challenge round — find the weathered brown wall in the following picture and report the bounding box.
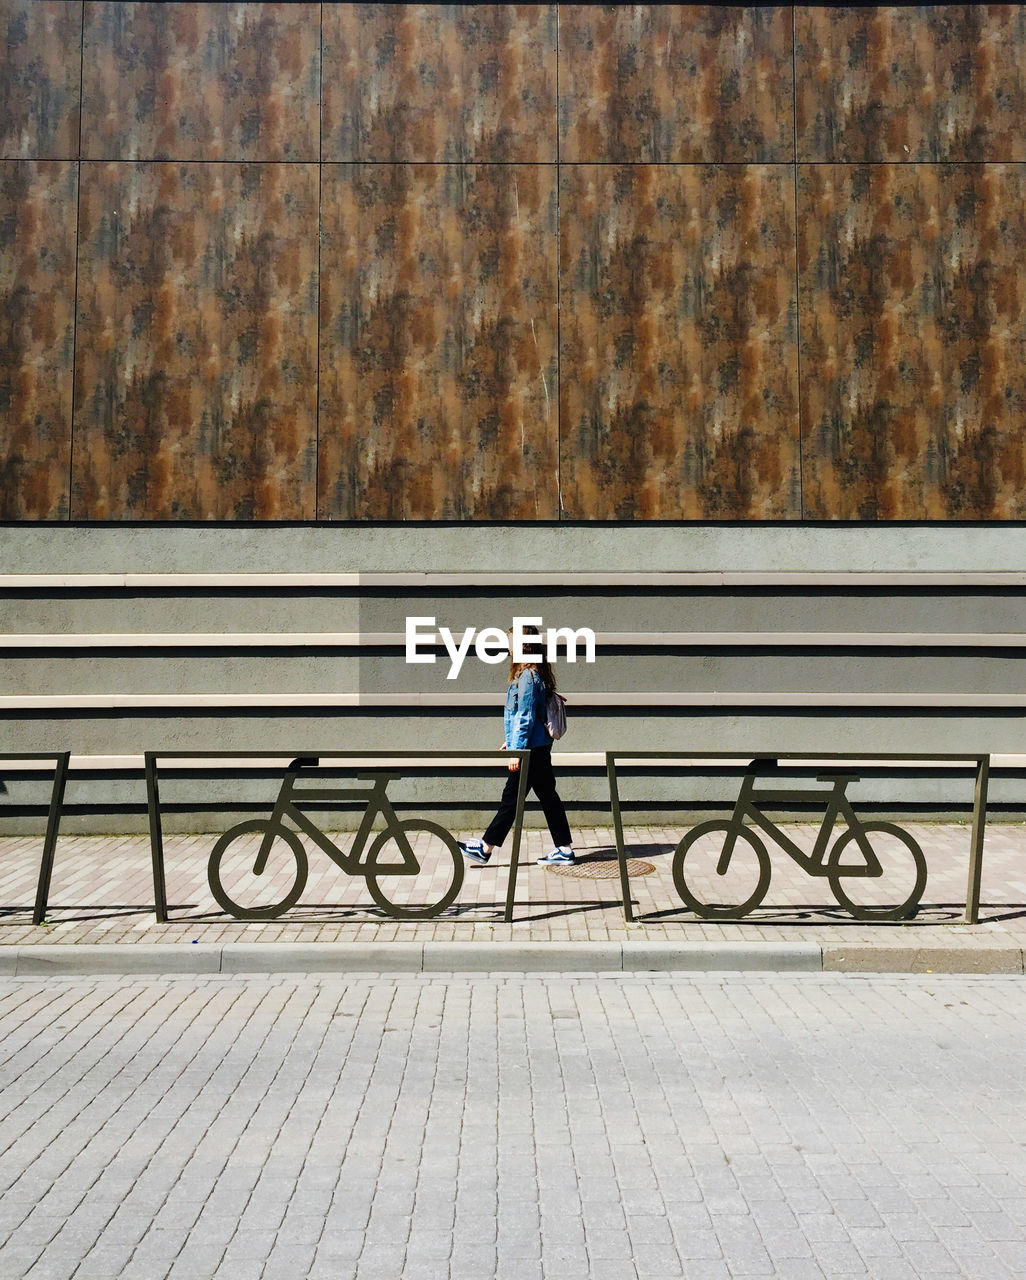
[3,3,1026,521]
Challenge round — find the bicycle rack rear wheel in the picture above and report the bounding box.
[672,821,772,920]
[208,819,309,921]
[827,822,927,921]
[364,820,465,920]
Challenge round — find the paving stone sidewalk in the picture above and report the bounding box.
[0,823,1024,960]
[1,971,1025,1280]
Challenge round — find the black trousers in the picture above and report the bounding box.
[483,745,572,848]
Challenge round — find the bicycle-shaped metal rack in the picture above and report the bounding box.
[207,757,464,921]
[673,762,927,921]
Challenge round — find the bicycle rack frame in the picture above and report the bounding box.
[144,750,530,923]
[0,752,72,925]
[606,751,991,924]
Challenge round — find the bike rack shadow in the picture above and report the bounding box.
[145,751,531,925]
[0,903,156,925]
[641,902,971,926]
[607,751,991,925]
[168,896,626,926]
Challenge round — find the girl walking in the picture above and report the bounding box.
[458,631,575,866]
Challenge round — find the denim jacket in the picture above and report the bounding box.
[504,668,551,750]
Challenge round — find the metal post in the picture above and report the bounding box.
[607,753,635,922]
[145,753,169,923]
[503,752,531,923]
[965,754,990,924]
[33,752,70,925]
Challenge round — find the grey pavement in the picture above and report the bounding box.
[1,972,1025,1279]
[2,823,1026,976]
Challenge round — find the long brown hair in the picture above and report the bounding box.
[508,624,557,693]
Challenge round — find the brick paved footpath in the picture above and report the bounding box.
[0,824,1024,964]
[1,972,1025,1279]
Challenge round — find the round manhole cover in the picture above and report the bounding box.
[547,858,655,879]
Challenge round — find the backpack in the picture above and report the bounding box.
[545,691,568,741]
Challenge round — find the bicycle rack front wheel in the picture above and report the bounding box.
[208,819,309,921]
[827,822,927,921]
[672,821,772,920]
[364,820,465,920]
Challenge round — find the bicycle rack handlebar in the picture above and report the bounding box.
[745,759,862,788]
[286,758,403,785]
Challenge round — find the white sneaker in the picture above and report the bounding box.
[537,848,575,865]
[458,839,490,865]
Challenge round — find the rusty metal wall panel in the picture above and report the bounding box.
[0,161,77,519]
[796,5,1026,163]
[322,3,557,163]
[2,4,1026,524]
[81,1,320,161]
[559,164,799,520]
[559,5,794,163]
[71,161,319,520]
[318,163,558,520]
[799,163,1026,520]
[0,1,82,160]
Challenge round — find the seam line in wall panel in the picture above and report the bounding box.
[792,6,803,521]
[67,1,86,522]
[555,3,562,520]
[314,2,323,519]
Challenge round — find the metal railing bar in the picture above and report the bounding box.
[6,751,1026,770]
[0,752,608,771]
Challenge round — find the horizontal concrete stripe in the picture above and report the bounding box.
[3,629,1026,648]
[0,632,387,647]
[0,573,349,589]
[5,691,1026,709]
[6,570,1026,589]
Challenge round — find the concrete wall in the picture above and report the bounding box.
[2,525,1024,831]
